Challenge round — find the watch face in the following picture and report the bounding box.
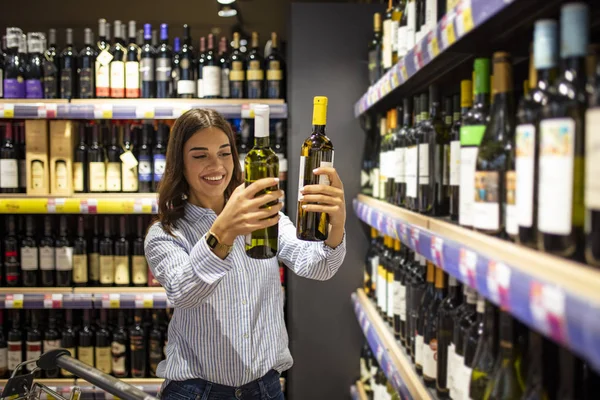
[206,233,218,249]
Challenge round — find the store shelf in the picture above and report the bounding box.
[353,0,569,117]
[0,98,288,119]
[84,289,171,309]
[353,194,600,372]
[0,194,158,214]
[352,289,433,400]
[350,381,369,400]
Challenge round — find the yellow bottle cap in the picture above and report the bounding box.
[312,96,328,125]
[460,80,473,108]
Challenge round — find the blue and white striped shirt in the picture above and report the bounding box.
[145,202,346,387]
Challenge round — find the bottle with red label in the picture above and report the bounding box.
[7,310,22,376]
[4,215,20,286]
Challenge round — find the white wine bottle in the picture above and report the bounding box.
[244,104,279,259]
[297,96,334,241]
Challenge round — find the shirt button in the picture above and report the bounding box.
[242,299,247,305]
[244,333,249,339]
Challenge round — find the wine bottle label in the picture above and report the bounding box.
[141,57,155,82]
[79,68,93,98]
[0,159,18,188]
[95,347,112,374]
[372,168,380,198]
[297,156,306,200]
[460,365,472,399]
[221,68,230,98]
[125,61,140,97]
[230,61,245,81]
[378,265,387,313]
[360,358,368,380]
[405,146,418,197]
[97,49,114,66]
[42,63,57,98]
[73,254,88,283]
[40,246,55,270]
[394,147,405,183]
[138,157,152,182]
[110,61,125,97]
[447,343,455,395]
[386,271,394,319]
[398,284,407,320]
[4,78,26,98]
[60,69,73,98]
[318,159,334,186]
[267,61,282,81]
[154,155,166,182]
[26,79,43,99]
[177,79,196,96]
[21,246,38,270]
[449,140,460,186]
[391,280,402,316]
[406,1,416,49]
[423,339,437,379]
[382,18,392,69]
[130,335,144,352]
[442,144,449,186]
[111,342,127,374]
[114,255,130,285]
[415,334,424,367]
[538,118,577,234]
[391,19,399,53]
[397,26,408,58]
[505,170,517,235]
[368,49,378,84]
[31,160,45,189]
[61,347,75,376]
[7,341,22,370]
[418,143,429,184]
[472,171,500,231]
[89,252,100,282]
[515,124,535,227]
[95,60,110,97]
[132,255,148,285]
[78,346,94,366]
[459,125,486,226]
[26,341,42,371]
[197,78,204,98]
[156,58,172,82]
[370,257,379,291]
[0,348,7,371]
[379,152,387,184]
[55,161,68,190]
[55,247,73,271]
[89,162,106,192]
[99,255,115,285]
[73,162,84,191]
[586,109,600,209]
[202,66,221,97]
[122,164,139,192]
[44,339,60,352]
[106,162,122,192]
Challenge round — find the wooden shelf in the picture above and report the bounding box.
[73,287,165,294]
[355,381,369,400]
[0,195,157,214]
[0,288,72,294]
[0,378,74,386]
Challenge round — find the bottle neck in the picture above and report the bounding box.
[561,56,586,88]
[254,136,270,148]
[474,92,489,107]
[536,67,556,90]
[313,125,326,135]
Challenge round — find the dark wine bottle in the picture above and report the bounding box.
[394,99,410,207]
[7,310,23,376]
[125,21,140,98]
[25,311,42,377]
[177,24,196,99]
[99,216,114,287]
[55,215,72,287]
[73,123,88,193]
[138,124,154,193]
[15,122,26,194]
[112,310,129,378]
[95,19,112,98]
[517,22,558,248]
[586,40,600,266]
[25,32,44,99]
[130,310,146,378]
[422,267,446,387]
[106,124,123,192]
[266,32,285,99]
[0,311,8,378]
[21,215,38,287]
[228,32,245,99]
[473,52,516,237]
[156,24,173,98]
[149,311,164,377]
[385,237,397,326]
[60,310,77,377]
[407,254,426,360]
[218,37,230,99]
[89,215,100,286]
[109,20,126,98]
[39,216,55,287]
[0,122,19,193]
[368,13,383,86]
[557,348,585,400]
[450,81,472,221]
[78,28,96,99]
[114,215,130,286]
[391,239,405,340]
[43,29,59,99]
[73,216,88,287]
[415,260,435,375]
[43,311,61,378]
[4,27,25,98]
[537,4,588,260]
[405,96,420,210]
[132,216,148,287]
[202,34,220,99]
[196,36,206,98]
[78,310,95,367]
[153,124,168,192]
[4,216,19,286]
[121,127,138,192]
[460,58,491,228]
[247,32,264,99]
[436,275,462,397]
[365,228,379,298]
[360,116,375,197]
[399,245,413,347]
[59,28,77,99]
[469,300,498,399]
[95,309,112,375]
[140,24,156,98]
[171,37,181,97]
[88,124,106,193]
[455,291,482,400]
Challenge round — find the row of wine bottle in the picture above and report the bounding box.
[0,214,156,288]
[1,21,285,100]
[362,228,600,400]
[361,2,600,265]
[0,308,171,379]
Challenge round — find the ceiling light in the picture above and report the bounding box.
[218,4,238,17]
[217,0,236,4]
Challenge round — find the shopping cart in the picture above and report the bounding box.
[0,350,157,400]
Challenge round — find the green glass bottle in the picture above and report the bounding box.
[244,104,279,259]
[469,300,498,399]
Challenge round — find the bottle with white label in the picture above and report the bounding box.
[393,99,410,207]
[7,310,22,376]
[436,275,461,396]
[156,23,173,98]
[450,81,472,221]
[115,216,131,286]
[202,34,221,99]
[106,125,123,192]
[422,266,446,387]
[297,96,334,241]
[177,24,196,99]
[109,20,126,98]
[391,239,404,340]
[0,122,19,193]
[451,287,477,399]
[415,260,434,376]
[586,37,600,266]
[73,216,88,287]
[538,3,588,260]
[125,20,140,98]
[121,128,138,192]
[96,19,112,98]
[459,58,491,228]
[39,216,56,287]
[26,310,43,377]
[138,124,153,193]
[100,216,115,286]
[405,96,420,211]
[21,216,38,287]
[55,215,73,287]
[88,124,106,193]
[153,124,168,192]
[132,216,148,286]
[473,52,516,237]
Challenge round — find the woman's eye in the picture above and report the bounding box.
[192,155,207,159]
[220,152,232,157]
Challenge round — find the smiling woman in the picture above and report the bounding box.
[144,107,347,400]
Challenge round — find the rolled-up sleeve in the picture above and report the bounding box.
[277,214,346,281]
[145,222,233,309]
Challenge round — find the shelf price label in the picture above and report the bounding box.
[5,294,24,309]
[102,294,121,309]
[487,261,511,310]
[458,248,478,289]
[375,212,384,233]
[94,104,113,119]
[79,199,98,214]
[410,227,420,251]
[135,294,154,308]
[427,32,440,60]
[39,103,58,119]
[44,294,64,309]
[400,223,409,244]
[430,236,444,267]
[442,13,457,48]
[47,198,67,213]
[530,282,568,345]
[135,105,155,119]
[133,198,156,213]
[0,104,15,118]
[375,344,383,363]
[455,0,474,38]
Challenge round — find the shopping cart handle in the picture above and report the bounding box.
[37,349,72,371]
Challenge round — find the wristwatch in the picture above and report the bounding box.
[206,231,234,256]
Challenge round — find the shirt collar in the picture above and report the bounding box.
[184,201,215,222]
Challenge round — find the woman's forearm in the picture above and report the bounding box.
[325,224,344,249]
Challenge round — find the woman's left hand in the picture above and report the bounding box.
[300,167,346,228]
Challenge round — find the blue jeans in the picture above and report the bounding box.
[160,370,285,400]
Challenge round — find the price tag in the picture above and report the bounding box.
[458,248,478,288]
[135,294,154,308]
[94,104,113,119]
[102,293,121,309]
[376,212,384,233]
[430,36,440,59]
[399,62,408,81]
[400,223,408,244]
[135,105,155,119]
[390,67,399,88]
[6,294,24,309]
[413,50,422,71]
[134,198,154,213]
[241,104,256,119]
[44,294,63,309]
[45,103,58,118]
[375,344,383,362]
[462,2,475,34]
[1,104,14,118]
[46,198,66,213]
[80,198,98,214]
[410,227,420,250]
[530,282,567,344]
[443,13,457,47]
[173,104,192,118]
[362,318,371,334]
[430,236,444,267]
[487,261,511,309]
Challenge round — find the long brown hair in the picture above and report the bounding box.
[156,109,243,235]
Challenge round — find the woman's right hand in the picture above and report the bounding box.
[211,178,283,245]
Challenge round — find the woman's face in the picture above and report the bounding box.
[183,127,234,202]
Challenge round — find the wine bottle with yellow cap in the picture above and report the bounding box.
[297,96,335,241]
[245,104,279,259]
